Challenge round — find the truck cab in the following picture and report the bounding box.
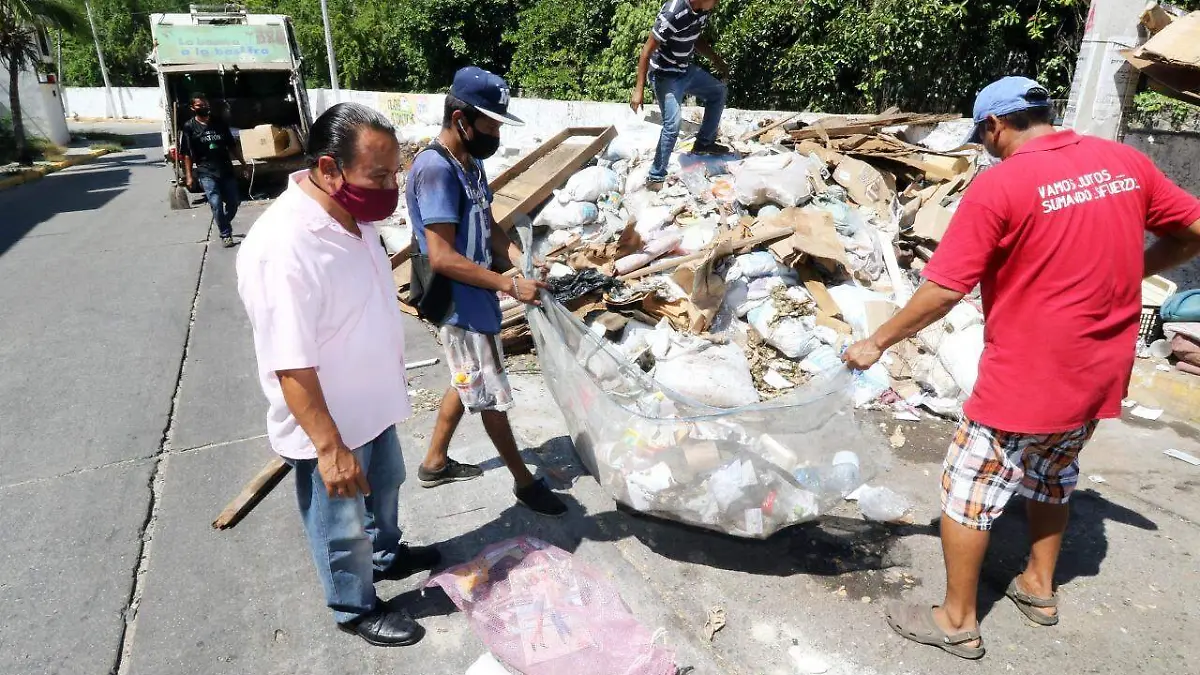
[149,5,312,208]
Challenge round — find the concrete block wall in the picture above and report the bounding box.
[0,68,70,146]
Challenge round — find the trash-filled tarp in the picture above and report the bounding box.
[527,296,888,538]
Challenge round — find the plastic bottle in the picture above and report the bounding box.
[822,451,861,498]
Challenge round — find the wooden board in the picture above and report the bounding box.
[488,126,617,230]
[212,457,291,530]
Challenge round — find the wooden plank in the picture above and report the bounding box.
[489,126,617,231]
[618,226,794,281]
[739,111,801,142]
[212,457,291,530]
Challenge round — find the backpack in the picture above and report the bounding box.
[406,143,468,325]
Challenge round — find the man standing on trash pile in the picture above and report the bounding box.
[843,76,1200,660]
[631,0,731,191]
[406,66,568,517]
[237,103,440,647]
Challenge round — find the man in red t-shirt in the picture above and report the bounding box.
[843,76,1200,660]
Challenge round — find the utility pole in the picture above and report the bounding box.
[55,29,68,116]
[318,0,340,99]
[84,1,116,118]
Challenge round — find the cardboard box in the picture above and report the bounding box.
[239,124,302,161]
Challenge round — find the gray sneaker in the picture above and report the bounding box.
[221,235,236,248]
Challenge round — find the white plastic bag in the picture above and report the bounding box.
[562,166,623,203]
[651,323,760,408]
[733,154,813,208]
[727,251,787,281]
[746,302,821,359]
[534,197,600,230]
[856,486,911,522]
[376,223,410,255]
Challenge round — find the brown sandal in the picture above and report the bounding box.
[1006,577,1059,626]
[885,602,985,660]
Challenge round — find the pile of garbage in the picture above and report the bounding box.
[522,111,989,419]
[383,110,990,537]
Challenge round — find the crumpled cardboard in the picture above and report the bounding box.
[761,207,848,266]
[568,221,642,272]
[833,157,896,217]
[665,239,732,332]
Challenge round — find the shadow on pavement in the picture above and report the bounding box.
[436,434,938,585]
[976,489,1158,621]
[439,434,1160,615]
[0,154,147,258]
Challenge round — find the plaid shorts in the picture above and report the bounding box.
[940,418,1099,531]
[441,325,514,413]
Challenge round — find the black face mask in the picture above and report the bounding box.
[457,119,500,160]
[193,107,210,117]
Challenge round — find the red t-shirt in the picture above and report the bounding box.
[923,130,1200,434]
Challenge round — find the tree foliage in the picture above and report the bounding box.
[53,0,1200,116]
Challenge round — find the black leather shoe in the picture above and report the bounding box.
[374,544,443,581]
[338,607,424,647]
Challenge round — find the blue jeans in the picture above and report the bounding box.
[198,173,240,238]
[649,65,728,182]
[290,426,405,624]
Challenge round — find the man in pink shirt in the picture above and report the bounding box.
[843,76,1200,659]
[237,103,437,647]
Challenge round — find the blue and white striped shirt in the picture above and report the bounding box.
[650,0,709,75]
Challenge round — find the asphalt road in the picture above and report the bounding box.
[2,124,1199,675]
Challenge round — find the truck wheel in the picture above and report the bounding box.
[169,185,192,210]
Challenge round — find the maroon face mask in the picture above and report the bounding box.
[329,178,398,222]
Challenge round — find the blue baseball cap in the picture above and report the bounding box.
[967,76,1051,143]
[450,66,524,126]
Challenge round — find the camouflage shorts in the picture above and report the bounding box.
[440,325,514,413]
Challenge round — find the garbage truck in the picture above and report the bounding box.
[149,5,312,209]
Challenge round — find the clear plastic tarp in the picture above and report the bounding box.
[526,296,890,539]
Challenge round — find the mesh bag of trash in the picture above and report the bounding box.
[426,536,676,675]
[527,296,889,538]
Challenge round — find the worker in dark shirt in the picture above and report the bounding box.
[180,95,244,248]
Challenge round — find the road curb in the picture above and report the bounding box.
[0,149,111,194]
[1128,360,1200,425]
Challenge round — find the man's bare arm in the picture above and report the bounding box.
[696,38,728,76]
[1144,218,1200,278]
[843,281,965,369]
[277,367,370,498]
[426,222,545,304]
[631,34,658,113]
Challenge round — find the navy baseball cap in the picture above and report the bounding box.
[967,76,1051,143]
[450,66,524,126]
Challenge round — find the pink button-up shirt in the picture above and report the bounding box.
[236,173,412,460]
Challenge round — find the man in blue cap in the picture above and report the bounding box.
[406,66,567,517]
[844,76,1200,659]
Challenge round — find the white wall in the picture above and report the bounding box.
[65,85,787,143]
[1,68,70,145]
[63,86,163,120]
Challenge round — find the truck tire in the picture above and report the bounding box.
[169,185,192,210]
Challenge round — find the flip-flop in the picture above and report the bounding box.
[1006,577,1059,626]
[885,602,985,660]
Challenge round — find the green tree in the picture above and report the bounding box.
[247,0,519,92]
[59,1,191,87]
[505,0,616,99]
[583,0,657,102]
[0,0,84,163]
